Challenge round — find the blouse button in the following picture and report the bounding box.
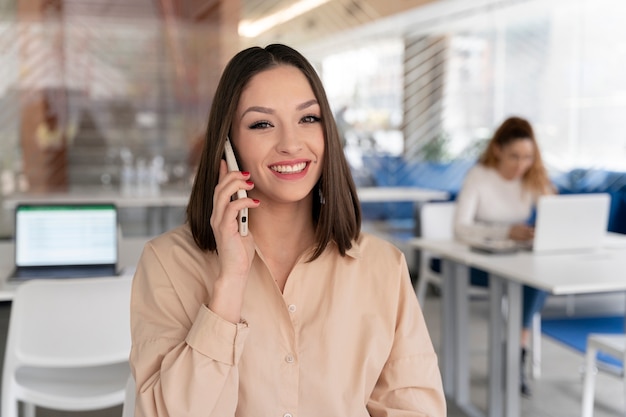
[285,354,294,363]
[283,414,293,417]
[288,304,296,313]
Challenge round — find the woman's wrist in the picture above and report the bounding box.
[209,277,247,324]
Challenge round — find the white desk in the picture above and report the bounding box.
[3,187,448,216]
[2,188,190,210]
[0,236,150,302]
[4,186,445,208]
[410,236,626,417]
[356,186,448,203]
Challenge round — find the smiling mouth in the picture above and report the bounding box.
[270,162,307,174]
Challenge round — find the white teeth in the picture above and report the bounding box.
[271,162,307,173]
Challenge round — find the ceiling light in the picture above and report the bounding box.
[239,0,331,38]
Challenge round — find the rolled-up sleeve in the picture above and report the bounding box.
[130,241,249,417]
[367,255,446,417]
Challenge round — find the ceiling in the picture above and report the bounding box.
[241,0,437,48]
[0,0,438,48]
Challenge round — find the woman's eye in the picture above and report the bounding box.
[249,121,273,129]
[301,115,321,124]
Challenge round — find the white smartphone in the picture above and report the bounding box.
[224,137,249,236]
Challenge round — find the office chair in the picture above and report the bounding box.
[122,374,136,417]
[415,201,489,301]
[2,276,132,417]
[415,201,456,305]
[581,333,626,417]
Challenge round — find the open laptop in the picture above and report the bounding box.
[468,193,611,254]
[8,203,119,280]
[532,193,610,253]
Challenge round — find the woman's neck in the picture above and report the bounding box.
[495,164,519,182]
[250,201,316,259]
[250,202,316,290]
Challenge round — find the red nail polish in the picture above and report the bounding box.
[252,199,260,204]
[241,171,250,176]
[246,180,254,185]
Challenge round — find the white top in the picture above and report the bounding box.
[454,165,535,241]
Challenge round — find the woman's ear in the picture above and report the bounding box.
[493,144,503,160]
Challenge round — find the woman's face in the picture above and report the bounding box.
[230,65,324,206]
[495,138,535,180]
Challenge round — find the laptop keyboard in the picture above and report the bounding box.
[12,266,118,280]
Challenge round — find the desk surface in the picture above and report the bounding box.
[4,186,449,209]
[412,233,626,417]
[3,189,191,209]
[0,236,149,302]
[410,235,626,295]
[356,186,448,203]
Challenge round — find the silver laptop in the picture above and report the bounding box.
[467,193,611,254]
[532,193,610,253]
[9,203,119,280]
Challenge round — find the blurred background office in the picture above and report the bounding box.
[0,0,625,240]
[1,2,625,416]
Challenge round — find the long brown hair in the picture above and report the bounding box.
[480,116,553,196]
[186,44,361,260]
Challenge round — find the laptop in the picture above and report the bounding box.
[8,203,120,280]
[467,193,611,254]
[532,193,610,253]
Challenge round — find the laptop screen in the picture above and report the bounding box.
[533,193,610,253]
[15,204,118,267]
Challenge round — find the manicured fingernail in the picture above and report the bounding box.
[252,199,260,204]
[246,180,254,185]
[241,171,250,176]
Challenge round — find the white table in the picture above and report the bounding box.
[2,188,190,210]
[356,186,448,203]
[0,236,150,302]
[3,186,447,237]
[4,186,446,208]
[410,236,626,417]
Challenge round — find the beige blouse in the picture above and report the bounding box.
[130,224,445,417]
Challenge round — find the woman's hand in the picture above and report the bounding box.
[508,224,534,241]
[209,160,258,323]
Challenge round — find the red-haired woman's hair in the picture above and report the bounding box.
[480,116,554,196]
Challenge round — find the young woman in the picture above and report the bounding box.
[454,116,554,396]
[130,44,445,417]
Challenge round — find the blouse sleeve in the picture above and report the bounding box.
[367,256,447,416]
[129,241,250,417]
[454,168,510,241]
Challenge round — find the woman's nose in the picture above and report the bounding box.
[276,126,303,154]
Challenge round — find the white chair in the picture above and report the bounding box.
[2,276,133,417]
[581,333,626,417]
[415,201,456,305]
[122,374,136,417]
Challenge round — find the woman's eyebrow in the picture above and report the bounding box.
[297,99,319,111]
[241,99,319,119]
[242,106,273,118]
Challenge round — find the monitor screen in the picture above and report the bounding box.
[15,204,118,267]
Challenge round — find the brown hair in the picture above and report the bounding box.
[480,116,553,196]
[186,44,361,260]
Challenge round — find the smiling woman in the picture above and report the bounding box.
[129,43,446,417]
[231,65,325,215]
